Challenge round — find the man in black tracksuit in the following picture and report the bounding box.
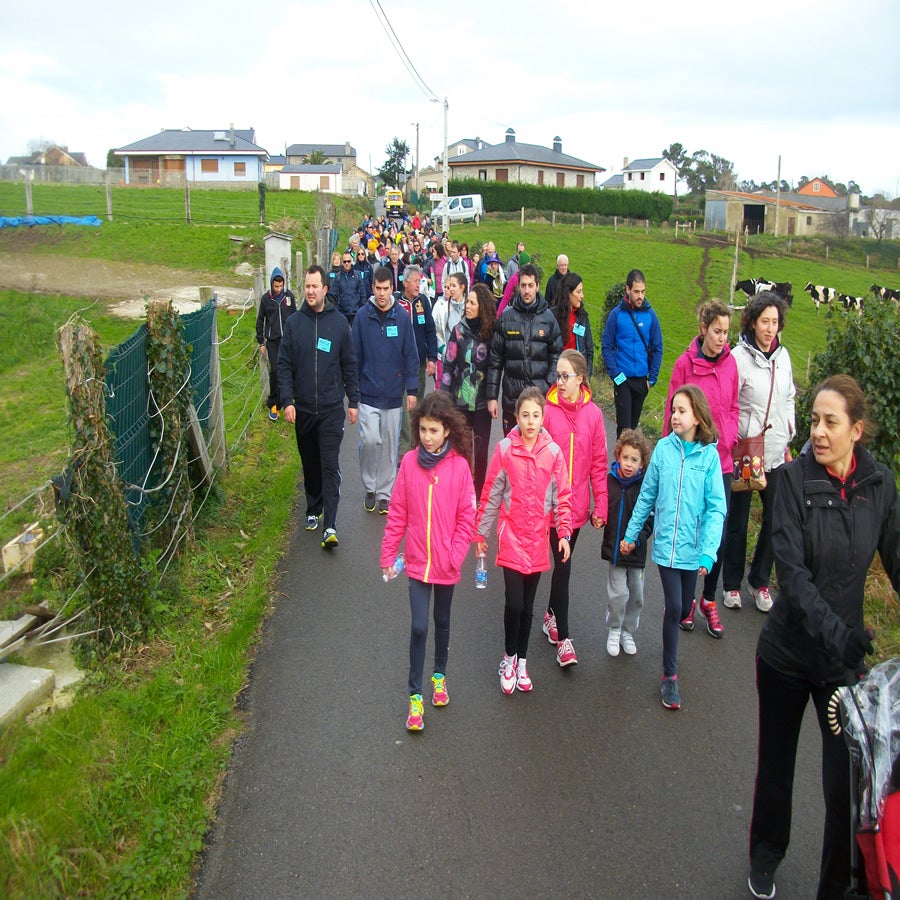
[486,263,562,435]
[278,265,359,549]
[256,266,296,417]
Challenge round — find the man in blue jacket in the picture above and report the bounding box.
[351,267,420,514]
[601,269,664,437]
[279,266,359,549]
[332,251,366,325]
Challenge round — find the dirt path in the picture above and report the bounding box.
[0,252,253,317]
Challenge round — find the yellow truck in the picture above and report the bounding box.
[384,190,405,218]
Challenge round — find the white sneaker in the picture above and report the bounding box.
[515,657,533,692]
[751,585,774,612]
[723,589,742,609]
[499,654,517,694]
[607,627,621,657]
[620,630,637,655]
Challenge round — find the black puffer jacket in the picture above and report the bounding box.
[759,446,900,685]
[486,292,562,414]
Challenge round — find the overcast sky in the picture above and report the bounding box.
[3,0,898,197]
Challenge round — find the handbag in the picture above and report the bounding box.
[732,360,775,492]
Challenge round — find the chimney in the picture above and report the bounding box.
[229,123,235,147]
[553,136,562,154]
[623,157,628,170]
[505,128,516,144]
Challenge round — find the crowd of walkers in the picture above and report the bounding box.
[262,213,899,900]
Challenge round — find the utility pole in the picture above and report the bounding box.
[411,121,420,207]
[774,155,782,237]
[431,97,449,234]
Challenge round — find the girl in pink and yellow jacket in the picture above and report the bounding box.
[476,387,573,696]
[381,392,477,732]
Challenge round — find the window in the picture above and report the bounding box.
[461,198,473,209]
[640,172,645,181]
[576,174,585,188]
[812,182,820,192]
[627,173,633,181]
[320,176,329,190]
[806,216,813,225]
[233,161,246,176]
[538,170,544,186]
[659,172,666,181]
[479,169,487,181]
[201,159,218,173]
[556,172,565,187]
[495,168,508,182]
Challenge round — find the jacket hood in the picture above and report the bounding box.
[546,382,594,409]
[367,295,396,312]
[621,297,654,312]
[511,291,548,314]
[270,266,285,291]
[738,331,782,360]
[610,459,644,486]
[689,335,733,364]
[507,424,554,454]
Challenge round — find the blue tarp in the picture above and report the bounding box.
[0,215,103,228]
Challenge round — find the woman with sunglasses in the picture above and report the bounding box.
[540,349,609,667]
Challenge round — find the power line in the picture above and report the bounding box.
[368,0,439,103]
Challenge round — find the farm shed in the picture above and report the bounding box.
[277,164,343,193]
[704,189,842,236]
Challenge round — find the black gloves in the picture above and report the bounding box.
[842,626,874,669]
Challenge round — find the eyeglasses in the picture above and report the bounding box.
[554,372,578,383]
[342,259,352,264]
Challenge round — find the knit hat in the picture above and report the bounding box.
[518,251,531,264]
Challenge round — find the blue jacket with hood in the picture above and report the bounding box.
[601,298,663,385]
[624,432,726,571]
[351,296,420,409]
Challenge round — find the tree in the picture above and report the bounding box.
[377,138,410,189]
[684,150,735,195]
[106,148,124,168]
[661,142,689,198]
[27,136,58,153]
[864,207,892,243]
[303,148,331,165]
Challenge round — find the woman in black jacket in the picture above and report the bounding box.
[748,374,900,900]
[549,272,595,378]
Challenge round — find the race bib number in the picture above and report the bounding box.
[317,337,332,352]
[417,314,425,324]
[386,325,399,338]
[573,323,586,337]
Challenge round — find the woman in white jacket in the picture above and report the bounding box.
[722,292,796,613]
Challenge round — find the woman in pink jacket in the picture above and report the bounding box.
[476,387,573,695]
[541,349,609,667]
[381,391,477,732]
[663,299,739,639]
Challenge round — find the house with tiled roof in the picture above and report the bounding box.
[704,188,851,236]
[446,129,604,189]
[7,146,89,167]
[278,164,343,193]
[115,127,267,186]
[602,157,677,195]
[797,176,838,198]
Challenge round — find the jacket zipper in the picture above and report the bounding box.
[670,444,687,567]
[424,478,435,581]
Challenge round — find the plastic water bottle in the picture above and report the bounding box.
[383,554,406,582]
[475,555,488,589]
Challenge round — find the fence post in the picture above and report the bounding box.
[614,216,617,233]
[825,245,829,260]
[105,173,113,221]
[184,180,191,224]
[581,214,585,230]
[866,254,870,269]
[207,321,227,470]
[552,210,556,228]
[24,170,33,215]
[295,251,304,285]
[521,206,525,228]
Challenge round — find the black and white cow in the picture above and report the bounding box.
[735,278,793,306]
[804,283,838,312]
[838,293,864,313]
[735,278,768,297]
[870,283,900,302]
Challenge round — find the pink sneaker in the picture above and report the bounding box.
[542,610,558,645]
[557,637,578,667]
[431,673,449,707]
[516,658,533,692]
[700,598,724,638]
[679,599,696,632]
[499,654,517,695]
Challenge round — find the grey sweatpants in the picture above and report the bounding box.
[606,565,644,634]
[358,403,402,501]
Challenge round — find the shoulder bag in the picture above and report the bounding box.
[732,360,774,492]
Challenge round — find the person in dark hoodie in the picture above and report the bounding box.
[256,266,296,420]
[601,428,654,657]
[278,266,359,550]
[486,263,562,436]
[332,250,366,325]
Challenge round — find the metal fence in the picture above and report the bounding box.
[0,164,123,185]
[104,300,217,530]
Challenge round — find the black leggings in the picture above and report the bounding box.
[546,527,581,640]
[502,568,542,658]
[407,578,454,696]
[657,565,697,677]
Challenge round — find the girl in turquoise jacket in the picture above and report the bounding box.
[620,384,727,711]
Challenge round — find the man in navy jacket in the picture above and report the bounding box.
[332,251,366,325]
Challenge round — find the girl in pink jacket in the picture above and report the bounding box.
[381,391,477,732]
[476,387,573,695]
[663,299,739,639]
[541,349,609,668]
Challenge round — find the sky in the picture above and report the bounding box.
[3,0,899,198]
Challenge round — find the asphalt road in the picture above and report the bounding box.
[194,411,826,899]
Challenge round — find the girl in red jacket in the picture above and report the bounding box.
[541,349,609,668]
[476,387,573,695]
[381,391,477,732]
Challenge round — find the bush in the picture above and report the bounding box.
[448,177,673,223]
[796,302,900,469]
[593,282,626,377]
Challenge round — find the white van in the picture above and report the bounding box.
[432,194,484,225]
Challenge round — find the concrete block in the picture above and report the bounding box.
[0,663,55,727]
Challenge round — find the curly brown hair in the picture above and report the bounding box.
[411,391,473,467]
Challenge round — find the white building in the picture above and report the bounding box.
[278,164,343,193]
[601,157,678,195]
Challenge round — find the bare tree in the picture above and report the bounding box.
[865,207,892,242]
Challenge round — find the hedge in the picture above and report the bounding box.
[447,177,673,223]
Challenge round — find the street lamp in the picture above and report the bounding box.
[431,96,449,234]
